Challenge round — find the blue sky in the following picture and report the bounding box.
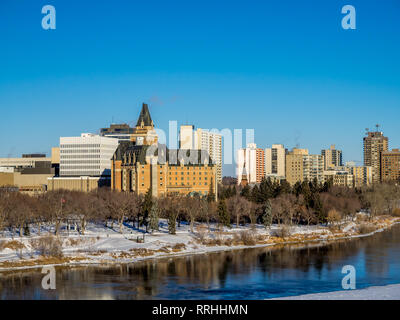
[0,0,399,176]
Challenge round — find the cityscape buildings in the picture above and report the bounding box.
[265,144,286,179]
[179,125,223,183]
[363,129,389,183]
[381,149,400,182]
[112,104,218,198]
[321,145,343,170]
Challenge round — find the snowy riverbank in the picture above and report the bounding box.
[272,283,400,300]
[0,215,398,272]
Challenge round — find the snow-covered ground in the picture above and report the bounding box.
[0,215,398,271]
[272,284,400,300]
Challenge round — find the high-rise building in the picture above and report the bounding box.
[265,144,286,179]
[321,145,342,170]
[285,148,324,185]
[100,123,134,142]
[303,154,324,184]
[381,149,400,182]
[363,129,388,183]
[256,148,265,183]
[237,143,265,185]
[285,148,308,185]
[193,128,222,183]
[179,125,194,149]
[59,133,119,177]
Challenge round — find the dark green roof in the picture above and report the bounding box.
[136,103,153,127]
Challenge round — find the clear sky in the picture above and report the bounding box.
[1,0,399,176]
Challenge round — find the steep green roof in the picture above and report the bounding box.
[136,103,153,127]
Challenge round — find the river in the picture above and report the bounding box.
[1,224,400,299]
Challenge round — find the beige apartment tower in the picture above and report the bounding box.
[285,148,308,185]
[381,149,400,182]
[363,130,388,183]
[265,144,286,179]
[321,145,342,170]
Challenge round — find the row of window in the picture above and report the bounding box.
[61,144,101,148]
[169,176,208,180]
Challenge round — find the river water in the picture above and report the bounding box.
[1,224,400,299]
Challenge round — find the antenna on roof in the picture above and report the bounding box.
[376,124,380,132]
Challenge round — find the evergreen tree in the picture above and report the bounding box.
[207,178,216,202]
[149,201,159,232]
[141,188,153,232]
[168,213,176,235]
[23,224,30,236]
[240,185,251,200]
[217,199,230,227]
[262,199,272,228]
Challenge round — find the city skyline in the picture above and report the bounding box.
[1,0,400,177]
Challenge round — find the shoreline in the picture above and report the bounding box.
[1,216,398,273]
[271,283,400,300]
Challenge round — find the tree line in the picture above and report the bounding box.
[0,177,399,238]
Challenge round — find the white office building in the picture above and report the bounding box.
[236,143,258,185]
[60,133,119,177]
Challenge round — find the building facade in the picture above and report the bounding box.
[112,104,218,199]
[100,123,134,142]
[285,148,308,185]
[323,170,354,188]
[265,144,285,179]
[303,154,324,184]
[193,128,222,183]
[381,149,400,182]
[321,144,342,170]
[60,133,119,177]
[363,130,388,183]
[237,143,264,185]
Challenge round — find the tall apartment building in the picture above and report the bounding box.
[363,130,388,183]
[303,154,324,184]
[237,143,265,185]
[100,123,134,142]
[193,128,222,183]
[265,144,286,179]
[256,148,265,183]
[381,149,400,182]
[321,144,342,170]
[285,149,323,185]
[285,148,308,186]
[59,133,119,177]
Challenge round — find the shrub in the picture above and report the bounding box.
[172,243,186,250]
[194,224,208,244]
[358,223,376,234]
[30,235,63,258]
[392,208,400,217]
[240,230,256,245]
[272,225,292,239]
[224,238,233,246]
[0,240,26,251]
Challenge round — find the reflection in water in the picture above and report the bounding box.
[1,224,400,299]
